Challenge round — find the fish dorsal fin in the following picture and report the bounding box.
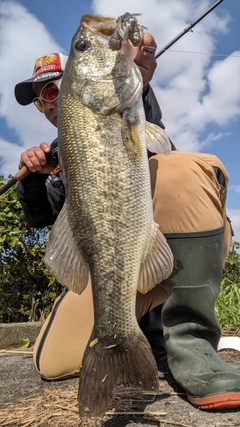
[138,225,173,294]
[44,203,90,295]
[145,121,172,155]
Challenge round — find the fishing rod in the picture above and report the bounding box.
[155,0,224,59]
[0,0,224,197]
[0,166,29,196]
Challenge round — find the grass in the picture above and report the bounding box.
[215,242,240,336]
[216,279,240,336]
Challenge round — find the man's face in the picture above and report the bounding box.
[33,80,60,128]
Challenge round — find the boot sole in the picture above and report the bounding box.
[187,393,240,410]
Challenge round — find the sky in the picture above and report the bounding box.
[0,0,240,239]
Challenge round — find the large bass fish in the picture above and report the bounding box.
[45,13,173,417]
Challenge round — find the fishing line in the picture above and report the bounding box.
[160,49,240,58]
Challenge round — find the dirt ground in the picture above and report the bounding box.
[0,347,239,427]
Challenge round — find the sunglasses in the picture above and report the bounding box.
[33,79,61,113]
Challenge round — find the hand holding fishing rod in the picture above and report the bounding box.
[0,140,59,196]
[18,142,53,174]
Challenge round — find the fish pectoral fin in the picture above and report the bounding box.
[44,203,90,295]
[78,331,159,417]
[138,226,174,294]
[145,121,172,155]
[121,110,142,163]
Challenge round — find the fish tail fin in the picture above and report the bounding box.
[78,332,159,417]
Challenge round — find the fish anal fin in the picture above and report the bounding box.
[138,227,174,294]
[44,203,90,294]
[78,332,159,417]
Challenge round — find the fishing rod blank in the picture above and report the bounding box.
[155,0,224,59]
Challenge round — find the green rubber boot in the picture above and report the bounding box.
[163,227,240,410]
[139,304,167,359]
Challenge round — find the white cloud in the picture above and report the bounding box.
[0,0,60,175]
[227,209,240,243]
[201,52,240,125]
[230,185,240,194]
[0,138,23,175]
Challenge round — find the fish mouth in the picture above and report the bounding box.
[81,14,119,37]
[81,13,141,59]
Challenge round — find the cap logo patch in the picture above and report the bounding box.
[33,54,60,77]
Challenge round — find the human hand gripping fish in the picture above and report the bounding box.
[44,12,173,418]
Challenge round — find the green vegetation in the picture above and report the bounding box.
[215,242,240,336]
[0,176,239,336]
[20,337,31,348]
[0,176,61,323]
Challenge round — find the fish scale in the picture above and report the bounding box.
[44,13,174,417]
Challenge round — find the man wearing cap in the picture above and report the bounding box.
[15,35,240,410]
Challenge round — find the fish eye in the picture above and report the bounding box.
[75,39,91,52]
